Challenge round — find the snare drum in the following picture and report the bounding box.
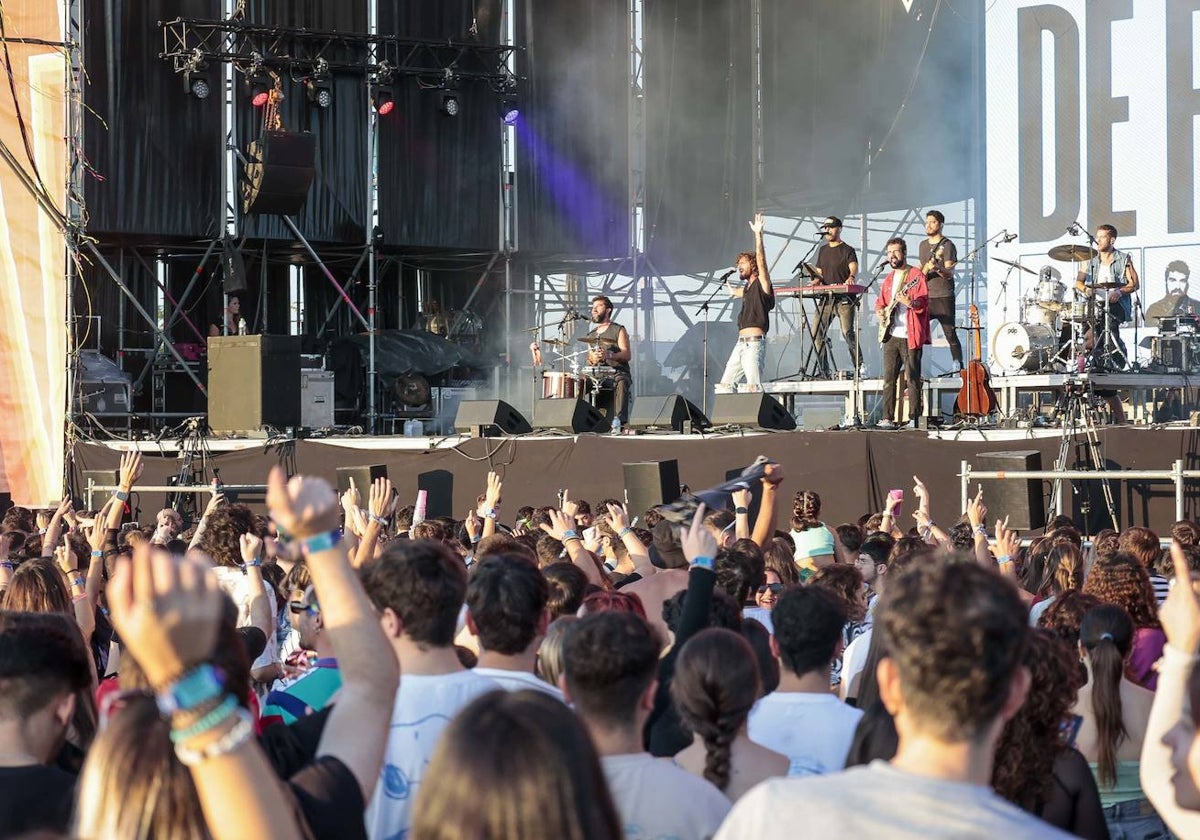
[541,371,582,399]
[1020,298,1059,327]
[992,322,1060,373]
[1063,300,1092,323]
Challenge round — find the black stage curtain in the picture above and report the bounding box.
[760,0,981,216]
[643,0,754,275]
[375,0,502,251]
[237,1,370,245]
[514,0,630,258]
[82,0,223,239]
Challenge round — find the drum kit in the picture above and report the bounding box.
[990,246,1128,375]
[529,333,618,404]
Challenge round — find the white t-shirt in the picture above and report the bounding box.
[742,605,774,635]
[715,761,1074,839]
[365,669,500,840]
[472,666,565,701]
[887,270,910,339]
[210,565,278,671]
[601,752,731,840]
[839,627,872,701]
[747,692,863,777]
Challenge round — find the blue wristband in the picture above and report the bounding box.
[562,529,581,541]
[156,663,225,716]
[691,555,715,571]
[298,530,343,554]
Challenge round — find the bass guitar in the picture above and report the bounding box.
[878,270,923,344]
[954,304,998,417]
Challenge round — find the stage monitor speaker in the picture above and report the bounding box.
[628,394,710,433]
[81,469,118,509]
[454,400,532,437]
[711,393,796,431]
[336,465,388,496]
[208,335,301,435]
[533,399,607,434]
[974,450,1046,531]
[242,130,316,216]
[623,460,682,519]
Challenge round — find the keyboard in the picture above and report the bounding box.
[776,284,868,297]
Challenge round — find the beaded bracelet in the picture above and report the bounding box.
[170,694,238,743]
[174,708,254,766]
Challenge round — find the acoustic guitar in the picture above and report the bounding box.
[954,304,998,417]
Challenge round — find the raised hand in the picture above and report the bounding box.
[118,450,145,492]
[203,488,226,519]
[368,477,396,520]
[560,488,579,521]
[606,502,629,532]
[484,471,502,510]
[680,502,717,564]
[266,466,339,543]
[106,543,224,689]
[731,488,751,512]
[239,532,263,566]
[748,212,765,236]
[995,516,1019,560]
[912,475,930,510]
[966,487,987,529]
[540,508,574,541]
[1161,541,1200,655]
[464,508,482,542]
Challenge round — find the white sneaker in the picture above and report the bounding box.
[876,419,897,430]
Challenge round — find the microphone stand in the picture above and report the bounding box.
[697,278,730,418]
[848,260,889,427]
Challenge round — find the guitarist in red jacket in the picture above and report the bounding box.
[874,238,930,429]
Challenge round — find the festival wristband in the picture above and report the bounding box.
[156,663,225,716]
[618,527,633,540]
[562,529,581,542]
[114,490,129,502]
[735,507,749,515]
[690,555,715,571]
[170,694,238,743]
[174,709,254,765]
[297,530,343,554]
[997,555,1013,566]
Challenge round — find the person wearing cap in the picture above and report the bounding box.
[716,212,775,394]
[809,216,861,376]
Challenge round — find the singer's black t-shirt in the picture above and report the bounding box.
[737,278,775,331]
[815,242,859,304]
[918,237,958,298]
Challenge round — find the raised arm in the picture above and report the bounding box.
[751,463,784,547]
[480,471,502,539]
[750,212,772,291]
[266,467,401,802]
[607,502,653,579]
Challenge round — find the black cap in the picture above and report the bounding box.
[824,216,843,229]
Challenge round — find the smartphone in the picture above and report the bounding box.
[120,521,140,533]
[1061,714,1083,747]
[583,526,599,545]
[888,489,904,520]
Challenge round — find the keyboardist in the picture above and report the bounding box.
[808,216,860,375]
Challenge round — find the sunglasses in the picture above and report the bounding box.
[288,600,320,616]
[757,582,785,595]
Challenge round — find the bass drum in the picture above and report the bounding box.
[992,322,1059,373]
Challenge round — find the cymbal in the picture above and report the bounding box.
[991,257,1037,276]
[1087,281,1124,290]
[1048,244,1098,262]
[578,335,608,345]
[542,338,569,347]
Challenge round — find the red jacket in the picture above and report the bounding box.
[875,267,931,350]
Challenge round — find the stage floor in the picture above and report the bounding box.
[75,421,1200,534]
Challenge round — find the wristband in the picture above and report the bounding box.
[114,490,129,502]
[38,528,47,536]
[170,694,238,743]
[174,708,253,765]
[91,550,103,558]
[735,507,749,515]
[297,530,343,554]
[618,527,633,540]
[241,559,262,574]
[70,576,86,589]
[369,514,390,526]
[974,525,988,538]
[562,529,581,541]
[0,561,15,571]
[471,535,481,545]
[155,663,225,716]
[690,555,715,571]
[485,510,498,520]
[997,555,1013,566]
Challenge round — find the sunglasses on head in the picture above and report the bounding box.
[288,600,320,616]
[757,582,785,595]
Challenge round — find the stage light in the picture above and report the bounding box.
[184,70,211,99]
[372,63,396,116]
[499,93,519,124]
[306,59,332,109]
[440,90,460,117]
[244,70,271,108]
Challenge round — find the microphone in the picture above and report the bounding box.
[1067,222,1082,236]
[1002,230,1018,243]
[718,269,736,282]
[877,257,891,268]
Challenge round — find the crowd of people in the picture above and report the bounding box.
[3,451,1200,839]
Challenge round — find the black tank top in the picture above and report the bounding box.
[589,322,630,374]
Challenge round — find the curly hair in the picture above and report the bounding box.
[1082,552,1161,630]
[736,250,759,279]
[1171,519,1200,547]
[196,503,257,568]
[992,629,1081,810]
[1037,590,1102,649]
[790,490,822,531]
[671,629,760,793]
[1092,529,1119,561]
[716,539,765,605]
[809,564,866,623]
[410,521,447,543]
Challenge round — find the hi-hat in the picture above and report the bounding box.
[578,335,608,345]
[991,257,1037,276]
[541,338,569,347]
[1049,244,1099,262]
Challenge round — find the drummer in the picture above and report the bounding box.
[583,295,632,427]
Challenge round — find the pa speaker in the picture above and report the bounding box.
[623,460,682,520]
[336,465,388,496]
[242,130,316,215]
[974,450,1045,531]
[628,394,710,433]
[208,335,301,435]
[454,400,532,437]
[532,399,607,434]
[711,393,796,431]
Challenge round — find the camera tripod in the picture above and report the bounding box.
[167,416,218,525]
[1048,378,1117,533]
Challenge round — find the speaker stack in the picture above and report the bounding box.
[710,393,796,431]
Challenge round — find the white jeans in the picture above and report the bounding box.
[716,337,765,393]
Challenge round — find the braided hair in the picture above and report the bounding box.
[670,628,760,792]
[790,490,822,532]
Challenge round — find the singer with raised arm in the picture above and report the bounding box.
[874,238,929,429]
[716,212,775,393]
[583,295,633,426]
[808,216,860,374]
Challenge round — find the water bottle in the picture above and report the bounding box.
[237,317,248,336]
[611,416,621,435]
[413,490,428,526]
[404,419,421,437]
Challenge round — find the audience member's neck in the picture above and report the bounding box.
[891,731,995,786]
[0,719,51,766]
[392,636,464,676]
[582,716,645,757]
[477,648,537,674]
[776,666,833,695]
[311,635,336,661]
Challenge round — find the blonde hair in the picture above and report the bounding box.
[536,615,578,688]
[74,695,210,840]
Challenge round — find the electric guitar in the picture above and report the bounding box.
[878,270,923,344]
[922,240,946,281]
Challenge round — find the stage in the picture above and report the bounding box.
[72,421,1200,534]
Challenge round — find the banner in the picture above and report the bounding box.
[0,2,67,504]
